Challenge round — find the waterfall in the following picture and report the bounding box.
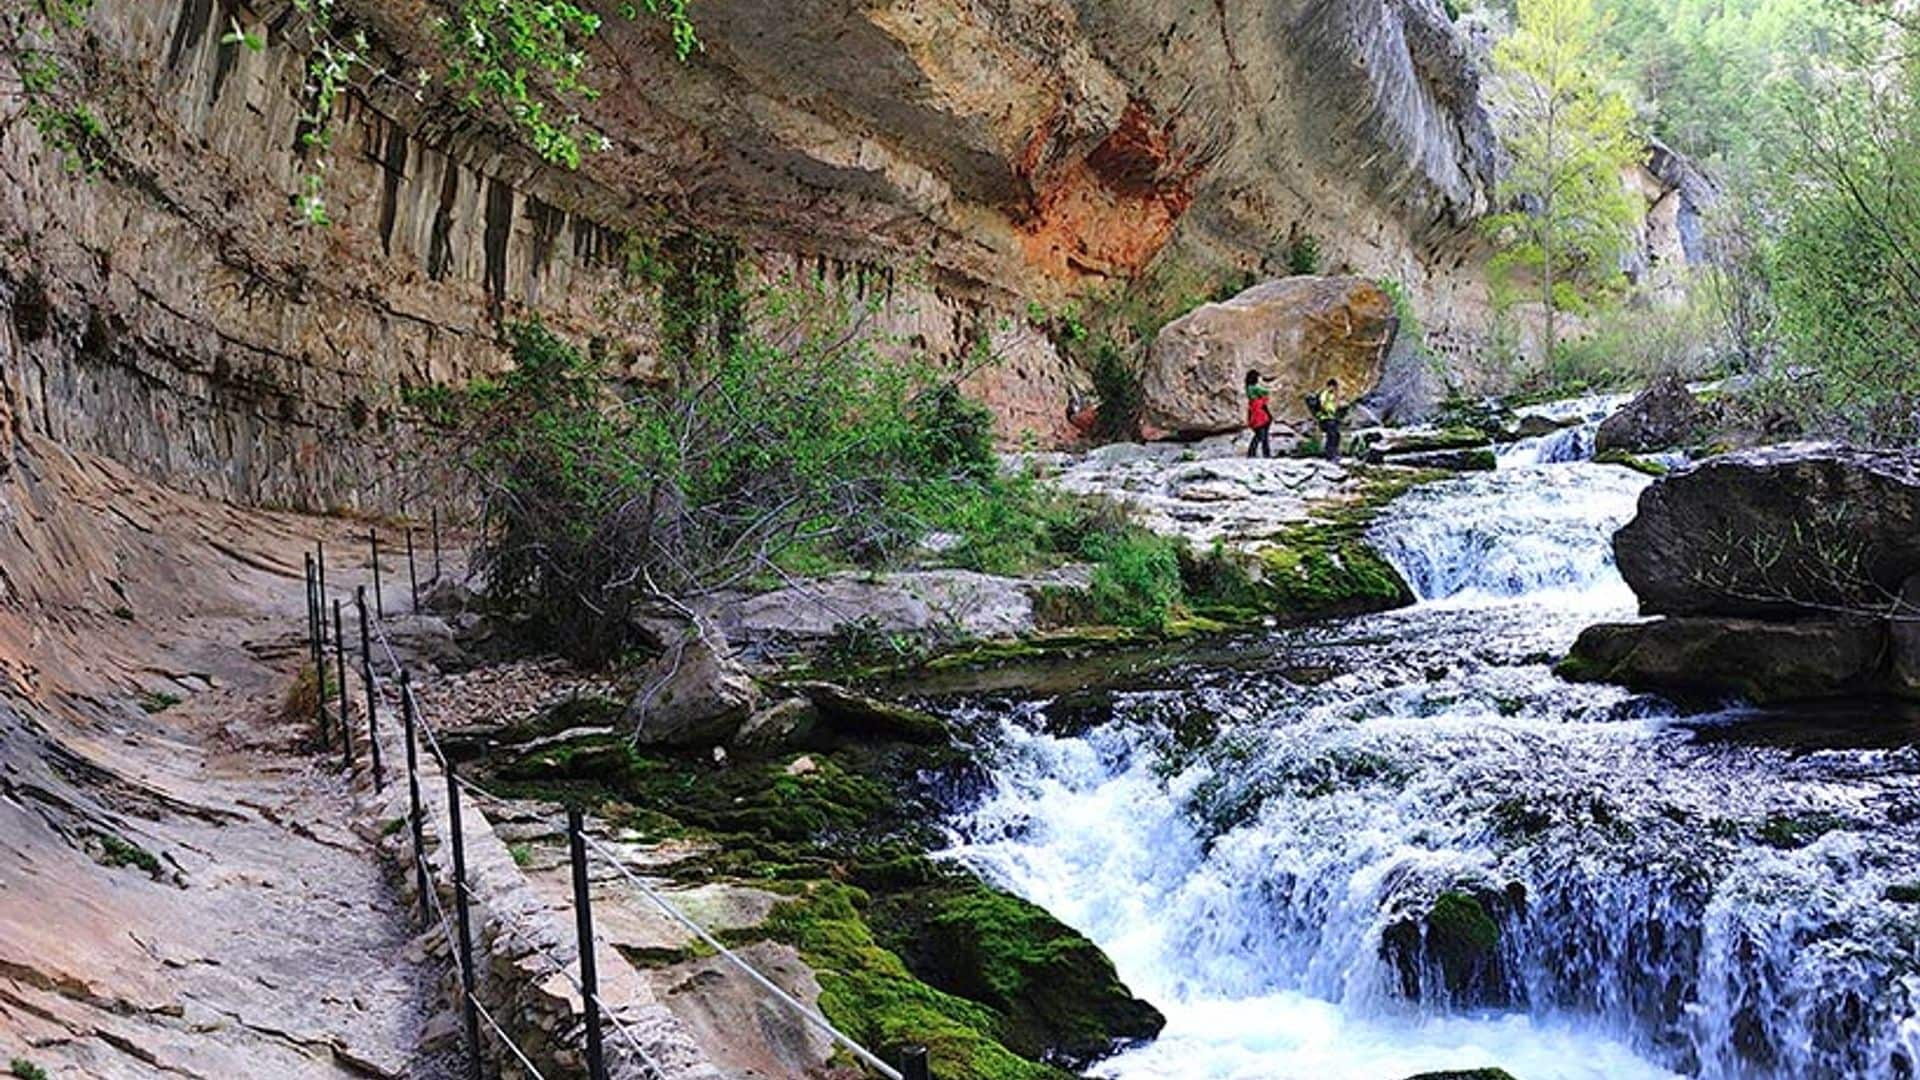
[1367,462,1648,605]
[938,444,1920,1080]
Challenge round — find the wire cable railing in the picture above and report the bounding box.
[307,533,932,1080]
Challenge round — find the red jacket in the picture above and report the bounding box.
[1247,392,1272,429]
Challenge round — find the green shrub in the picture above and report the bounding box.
[1081,530,1184,631]
[1088,338,1142,442]
[1285,234,1323,276]
[449,269,1012,663]
[10,1059,48,1080]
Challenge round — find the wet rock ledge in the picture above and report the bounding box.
[1563,444,1920,703]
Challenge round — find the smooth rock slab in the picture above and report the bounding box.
[1561,616,1892,704]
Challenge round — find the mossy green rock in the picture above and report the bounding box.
[1404,1071,1520,1080]
[1257,525,1413,619]
[870,883,1166,1067]
[762,883,1074,1080]
[1382,889,1510,1005]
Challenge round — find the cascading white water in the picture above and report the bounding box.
[938,427,1920,1080]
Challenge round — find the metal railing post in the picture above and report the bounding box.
[306,553,328,745]
[400,670,431,925]
[334,599,353,772]
[369,528,384,621]
[315,542,328,649]
[446,761,484,1080]
[568,809,609,1080]
[356,587,384,792]
[901,1045,931,1080]
[406,526,420,614]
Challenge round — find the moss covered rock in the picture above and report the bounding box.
[1381,888,1516,1006]
[760,883,1074,1080]
[869,882,1165,1067]
[1256,524,1413,619]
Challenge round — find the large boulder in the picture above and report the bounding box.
[627,617,762,746]
[1560,616,1891,704]
[1615,444,1920,618]
[1594,374,1708,455]
[1141,277,1396,437]
[1894,574,1920,696]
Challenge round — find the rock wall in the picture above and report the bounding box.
[3,0,1512,513]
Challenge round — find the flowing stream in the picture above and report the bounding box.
[937,403,1920,1079]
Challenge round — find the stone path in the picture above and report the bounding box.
[0,436,453,1077]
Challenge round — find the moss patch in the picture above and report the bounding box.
[10,1060,49,1080]
[1757,811,1848,849]
[137,689,182,714]
[1594,448,1671,477]
[759,883,1072,1080]
[92,831,164,879]
[1382,889,1510,1004]
[868,881,1165,1066]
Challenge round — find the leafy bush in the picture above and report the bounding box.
[451,274,1004,663]
[1088,338,1143,442]
[1081,529,1185,631]
[1523,286,1731,397]
[1284,234,1323,276]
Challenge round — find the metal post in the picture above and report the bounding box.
[334,599,353,771]
[407,527,420,614]
[446,761,483,1080]
[315,542,328,649]
[432,507,441,581]
[306,553,327,745]
[401,671,430,924]
[357,587,384,793]
[901,1045,931,1080]
[370,528,384,621]
[568,809,609,1080]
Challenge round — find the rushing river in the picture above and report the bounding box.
[937,406,1920,1079]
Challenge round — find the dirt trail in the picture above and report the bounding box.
[0,432,452,1077]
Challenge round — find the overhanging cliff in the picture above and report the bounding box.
[1,0,1501,513]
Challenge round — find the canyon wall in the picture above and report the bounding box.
[4,0,1573,513]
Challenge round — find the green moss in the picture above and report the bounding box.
[1382,890,1505,1002]
[1885,883,1920,904]
[1404,1071,1520,1080]
[1594,448,1671,477]
[137,689,183,714]
[509,842,534,867]
[761,883,1071,1080]
[1757,811,1848,849]
[10,1060,48,1080]
[498,735,645,785]
[95,832,163,878]
[380,817,406,837]
[1256,526,1412,617]
[869,883,1164,1065]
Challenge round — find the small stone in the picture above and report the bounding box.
[785,755,818,777]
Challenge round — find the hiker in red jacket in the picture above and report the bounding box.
[1245,370,1273,459]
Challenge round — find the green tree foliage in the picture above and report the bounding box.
[1485,0,1641,367]
[4,0,110,176]
[449,273,1017,662]
[1760,8,1920,441]
[1597,0,1831,163]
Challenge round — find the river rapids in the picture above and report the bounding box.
[935,403,1920,1079]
